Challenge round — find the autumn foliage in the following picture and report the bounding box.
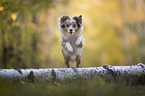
[0,0,145,68]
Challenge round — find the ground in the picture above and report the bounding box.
[0,78,145,96]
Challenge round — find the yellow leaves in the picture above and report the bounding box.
[0,6,4,11]
[11,13,19,26]
[11,13,17,21]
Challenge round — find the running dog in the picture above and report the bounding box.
[59,15,84,68]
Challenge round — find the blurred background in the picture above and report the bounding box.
[0,0,145,68]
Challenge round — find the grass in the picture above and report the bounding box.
[0,78,145,96]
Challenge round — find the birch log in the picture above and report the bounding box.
[0,63,145,84]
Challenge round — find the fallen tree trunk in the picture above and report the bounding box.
[0,63,145,84]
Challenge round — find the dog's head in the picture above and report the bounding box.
[60,15,82,35]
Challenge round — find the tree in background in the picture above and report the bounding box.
[0,0,144,68]
[0,0,59,68]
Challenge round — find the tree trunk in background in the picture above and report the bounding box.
[133,0,145,62]
[122,0,130,64]
[143,1,145,37]
[1,30,7,69]
[142,0,145,53]
[2,47,7,69]
[0,63,144,85]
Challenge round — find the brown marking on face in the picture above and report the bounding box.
[60,16,70,24]
[73,15,82,27]
[60,15,82,35]
[65,19,78,35]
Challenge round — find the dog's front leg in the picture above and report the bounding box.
[76,36,85,47]
[66,42,73,52]
[60,39,65,47]
[60,39,73,52]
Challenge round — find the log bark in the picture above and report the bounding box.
[0,63,145,84]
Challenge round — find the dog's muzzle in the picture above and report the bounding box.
[69,29,73,35]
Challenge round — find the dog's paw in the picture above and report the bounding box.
[66,42,73,52]
[76,36,82,45]
[76,36,85,46]
[82,37,85,45]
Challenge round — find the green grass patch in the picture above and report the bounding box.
[0,78,145,96]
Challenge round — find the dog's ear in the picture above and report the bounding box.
[60,16,70,24]
[73,15,82,27]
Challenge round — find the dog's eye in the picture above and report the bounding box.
[73,24,76,28]
[66,24,70,28]
[61,24,65,28]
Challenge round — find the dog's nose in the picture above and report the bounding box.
[70,29,73,32]
[69,29,73,34]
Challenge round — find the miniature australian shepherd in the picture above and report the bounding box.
[59,15,85,68]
